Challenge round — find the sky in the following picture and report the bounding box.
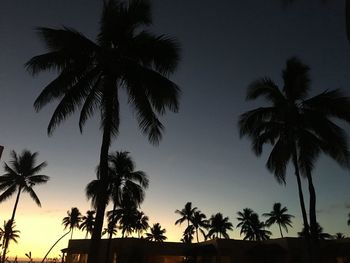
[1,0,350,260]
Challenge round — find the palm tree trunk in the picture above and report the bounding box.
[105,201,117,263]
[196,228,199,243]
[278,223,283,238]
[70,228,73,240]
[41,231,71,263]
[305,169,320,263]
[88,83,116,263]
[292,150,309,233]
[1,187,22,263]
[87,123,112,263]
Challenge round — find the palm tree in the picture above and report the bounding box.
[191,211,208,242]
[102,221,117,238]
[26,1,180,261]
[237,208,271,241]
[334,233,346,239]
[236,208,255,235]
[263,203,294,238]
[0,220,20,258]
[134,211,149,238]
[347,213,350,226]
[298,223,332,240]
[80,210,95,238]
[146,223,167,242]
[207,213,233,239]
[62,207,82,239]
[0,150,49,263]
[86,151,148,263]
[175,202,197,228]
[239,57,350,243]
[181,225,195,244]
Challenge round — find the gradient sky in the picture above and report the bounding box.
[1,0,350,260]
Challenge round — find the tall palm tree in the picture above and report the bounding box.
[239,57,350,243]
[0,220,20,259]
[0,150,49,263]
[237,208,271,241]
[263,203,294,238]
[175,202,197,228]
[207,213,233,239]
[62,207,82,239]
[191,211,208,242]
[79,210,95,238]
[146,223,167,242]
[26,1,180,261]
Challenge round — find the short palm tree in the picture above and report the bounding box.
[334,233,346,239]
[146,223,167,242]
[85,151,148,232]
[134,211,149,238]
[237,208,271,241]
[239,57,350,242]
[0,150,49,263]
[207,213,233,239]
[191,211,208,242]
[181,225,195,244]
[263,203,294,238]
[80,210,95,238]
[175,202,197,228]
[62,207,82,239]
[298,223,331,240]
[0,220,20,258]
[26,1,180,261]
[102,221,117,238]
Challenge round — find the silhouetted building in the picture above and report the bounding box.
[62,237,350,263]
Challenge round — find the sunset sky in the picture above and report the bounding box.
[1,0,350,260]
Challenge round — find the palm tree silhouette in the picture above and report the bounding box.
[239,57,350,242]
[237,208,271,241]
[0,150,49,263]
[191,211,208,242]
[298,223,332,240]
[109,201,138,238]
[62,207,82,239]
[207,213,233,239]
[26,1,180,261]
[80,210,95,238]
[175,202,197,228]
[263,203,294,238]
[181,225,195,244]
[146,223,167,242]
[334,233,346,239]
[0,220,20,258]
[102,221,117,238]
[134,211,149,238]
